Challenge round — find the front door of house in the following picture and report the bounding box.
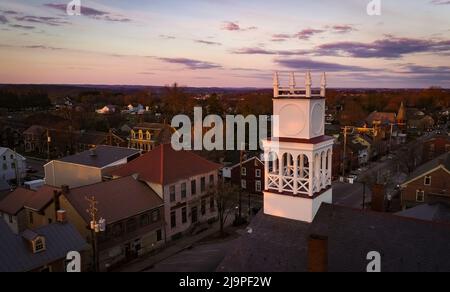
[191,207,198,224]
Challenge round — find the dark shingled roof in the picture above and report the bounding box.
[57,145,140,168]
[111,144,222,185]
[0,221,87,272]
[0,185,59,215]
[64,176,163,224]
[217,204,450,272]
[397,203,450,224]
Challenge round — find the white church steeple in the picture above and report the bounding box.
[263,71,334,223]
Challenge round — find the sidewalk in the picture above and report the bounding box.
[117,215,236,272]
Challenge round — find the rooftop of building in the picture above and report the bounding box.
[0,220,87,272]
[54,145,141,169]
[111,144,222,185]
[63,176,163,225]
[217,204,450,272]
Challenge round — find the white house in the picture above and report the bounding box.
[96,105,116,114]
[0,147,26,183]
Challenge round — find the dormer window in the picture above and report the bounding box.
[424,176,432,186]
[146,131,151,141]
[34,237,46,253]
[138,130,143,140]
[131,130,136,139]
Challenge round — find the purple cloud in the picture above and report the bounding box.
[275,58,376,72]
[221,21,257,31]
[231,48,276,55]
[430,0,450,5]
[0,15,8,24]
[23,45,64,50]
[231,47,310,56]
[44,3,131,22]
[194,40,222,46]
[316,37,450,58]
[296,28,325,40]
[9,24,35,30]
[0,10,19,15]
[158,58,222,70]
[15,15,70,26]
[331,25,356,34]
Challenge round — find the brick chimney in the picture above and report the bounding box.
[371,184,386,212]
[307,234,328,272]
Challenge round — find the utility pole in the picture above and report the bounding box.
[46,129,51,162]
[86,196,105,272]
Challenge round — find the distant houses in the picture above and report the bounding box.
[0,147,26,184]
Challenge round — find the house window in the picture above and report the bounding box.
[255,181,262,192]
[140,214,150,227]
[151,209,160,222]
[182,207,187,224]
[201,199,206,216]
[170,211,177,229]
[29,212,34,225]
[191,180,197,196]
[11,162,15,169]
[131,130,136,139]
[2,156,5,161]
[241,179,247,189]
[210,197,215,210]
[8,215,13,223]
[34,238,45,253]
[241,167,247,176]
[156,229,162,242]
[126,218,137,233]
[201,177,206,192]
[169,185,176,202]
[138,130,143,140]
[2,163,7,170]
[416,190,425,202]
[181,183,187,199]
[424,176,432,186]
[255,169,261,178]
[146,131,151,140]
[209,174,215,186]
[112,223,123,237]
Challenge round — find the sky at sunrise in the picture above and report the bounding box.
[0,0,449,88]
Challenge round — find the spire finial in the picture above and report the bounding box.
[305,71,312,97]
[320,72,327,97]
[273,71,280,98]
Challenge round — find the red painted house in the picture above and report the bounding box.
[230,156,265,196]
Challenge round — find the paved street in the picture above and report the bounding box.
[24,157,46,179]
[146,240,234,272]
[332,181,371,209]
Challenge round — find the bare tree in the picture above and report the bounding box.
[209,182,240,237]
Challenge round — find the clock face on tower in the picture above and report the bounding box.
[311,103,324,136]
[278,104,306,136]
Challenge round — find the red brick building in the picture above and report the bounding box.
[400,153,450,209]
[230,157,265,195]
[422,136,450,162]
